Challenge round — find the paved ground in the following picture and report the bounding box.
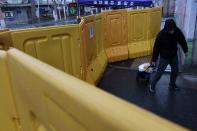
[98,60,197,130]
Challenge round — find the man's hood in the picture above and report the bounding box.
[164,19,177,32]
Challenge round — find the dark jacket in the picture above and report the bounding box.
[152,19,188,62]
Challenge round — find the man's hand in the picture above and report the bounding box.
[151,61,156,67]
[185,52,188,57]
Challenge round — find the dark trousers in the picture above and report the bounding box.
[150,56,178,87]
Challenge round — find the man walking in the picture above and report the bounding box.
[149,19,188,93]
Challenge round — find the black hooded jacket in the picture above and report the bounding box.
[152,19,188,62]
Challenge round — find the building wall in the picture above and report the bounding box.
[0,0,7,4]
[174,0,187,30]
[7,0,22,4]
[185,0,197,40]
[175,0,197,40]
[192,16,197,64]
[3,8,28,25]
[162,0,175,17]
[5,0,53,4]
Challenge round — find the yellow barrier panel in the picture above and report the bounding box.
[83,15,97,66]
[86,50,107,84]
[7,48,186,131]
[148,7,162,51]
[0,51,20,131]
[81,15,107,84]
[0,29,9,32]
[91,16,107,84]
[79,20,88,80]
[94,14,108,84]
[11,25,82,79]
[127,9,150,58]
[0,30,13,50]
[102,10,128,62]
[95,14,103,54]
[7,8,160,84]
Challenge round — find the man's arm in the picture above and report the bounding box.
[177,28,188,53]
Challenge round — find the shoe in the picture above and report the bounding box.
[169,85,179,90]
[149,84,156,93]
